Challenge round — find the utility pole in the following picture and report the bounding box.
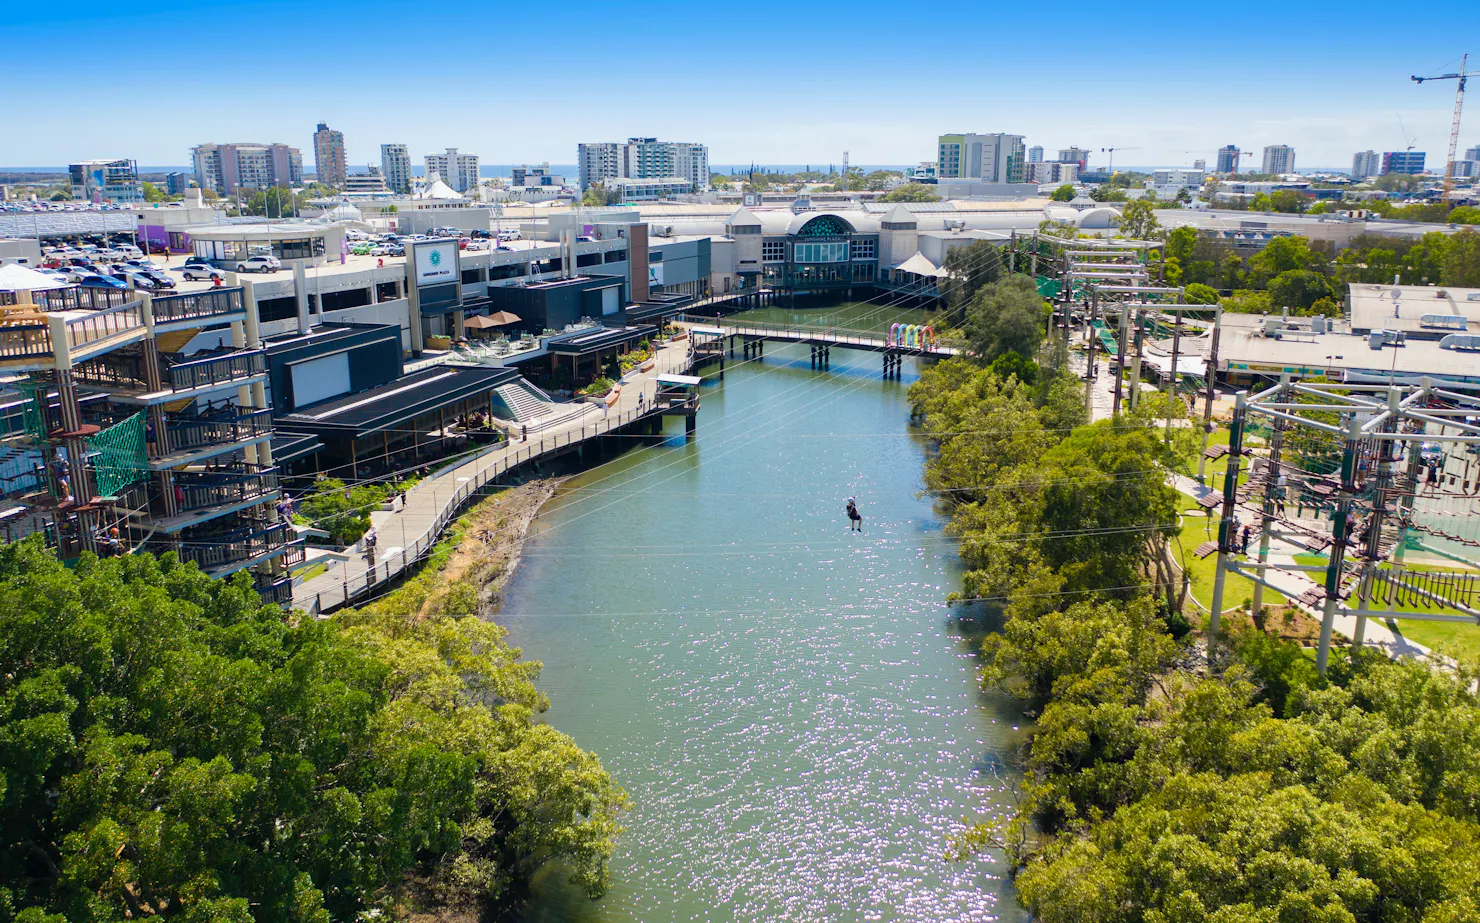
[1209,390,1249,646]
[1196,303,1224,483]
[1317,414,1363,674]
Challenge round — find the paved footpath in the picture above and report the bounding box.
[293,339,693,614]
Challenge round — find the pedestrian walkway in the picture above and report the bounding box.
[292,339,694,614]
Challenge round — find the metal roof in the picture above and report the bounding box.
[276,365,521,437]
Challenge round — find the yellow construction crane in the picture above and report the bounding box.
[1412,53,1470,199]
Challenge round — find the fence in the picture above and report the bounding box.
[167,350,266,391]
[151,288,244,326]
[300,349,695,614]
[676,314,959,355]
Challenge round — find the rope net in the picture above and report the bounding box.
[85,412,149,498]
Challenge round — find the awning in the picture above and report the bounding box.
[0,264,71,292]
[894,252,944,278]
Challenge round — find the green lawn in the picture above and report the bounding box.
[1293,553,1480,660]
[1173,510,1286,618]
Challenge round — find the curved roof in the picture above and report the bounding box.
[186,222,334,240]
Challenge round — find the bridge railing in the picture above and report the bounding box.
[677,315,957,353]
[298,350,697,615]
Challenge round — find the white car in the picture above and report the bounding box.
[234,255,281,273]
[181,265,227,282]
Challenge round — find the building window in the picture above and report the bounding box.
[793,241,849,263]
[850,239,876,260]
[489,263,526,281]
[319,288,370,313]
[375,281,401,302]
[649,251,663,262]
[762,240,786,262]
[461,268,485,284]
[274,238,323,261]
[604,249,627,263]
[576,252,603,268]
[257,296,298,323]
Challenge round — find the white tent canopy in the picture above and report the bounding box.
[895,251,945,278]
[0,263,72,293]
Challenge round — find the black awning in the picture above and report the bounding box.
[546,324,657,356]
[275,365,521,438]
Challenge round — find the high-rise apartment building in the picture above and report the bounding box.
[344,168,387,195]
[1027,145,1045,163]
[1057,147,1090,168]
[424,147,480,193]
[312,122,346,188]
[1193,158,1207,171]
[1352,150,1381,181]
[1262,144,1296,175]
[191,143,303,195]
[937,133,1027,183]
[68,159,143,204]
[1216,145,1241,174]
[576,138,710,192]
[1382,151,1426,175]
[380,144,411,194]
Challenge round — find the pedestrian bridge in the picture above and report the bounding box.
[679,315,962,358]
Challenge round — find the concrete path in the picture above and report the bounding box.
[292,339,694,614]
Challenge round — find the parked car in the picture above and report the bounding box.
[181,265,226,282]
[139,268,176,288]
[79,274,128,289]
[184,255,215,267]
[235,255,281,273]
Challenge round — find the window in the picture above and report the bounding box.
[461,268,484,284]
[576,252,602,268]
[649,251,663,262]
[792,241,848,263]
[762,240,786,262]
[850,239,876,261]
[273,237,324,261]
[257,295,298,323]
[604,249,627,263]
[375,281,401,302]
[319,288,371,313]
[488,263,526,281]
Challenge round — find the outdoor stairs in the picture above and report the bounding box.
[495,382,592,431]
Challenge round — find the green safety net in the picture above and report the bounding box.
[85,412,149,499]
[1035,276,1061,298]
[17,379,48,442]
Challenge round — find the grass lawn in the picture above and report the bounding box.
[1173,509,1286,619]
[1293,553,1480,659]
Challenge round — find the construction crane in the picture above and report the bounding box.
[1411,53,1470,198]
[1100,146,1140,171]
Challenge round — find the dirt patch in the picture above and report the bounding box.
[415,478,562,619]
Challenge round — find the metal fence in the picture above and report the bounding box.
[151,288,245,325]
[300,350,693,615]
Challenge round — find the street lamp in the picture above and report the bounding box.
[1324,355,1343,380]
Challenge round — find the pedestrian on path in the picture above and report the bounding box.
[364,528,377,559]
[521,424,528,442]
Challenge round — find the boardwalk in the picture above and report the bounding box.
[293,339,694,614]
[682,316,962,358]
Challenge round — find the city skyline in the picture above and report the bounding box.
[4,0,1478,170]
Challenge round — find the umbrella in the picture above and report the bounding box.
[465,311,521,329]
[0,263,72,293]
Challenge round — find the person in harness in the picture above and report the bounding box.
[846,497,862,531]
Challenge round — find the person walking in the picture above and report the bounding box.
[845,497,862,531]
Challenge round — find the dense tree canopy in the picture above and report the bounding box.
[0,539,624,922]
[961,275,1049,363]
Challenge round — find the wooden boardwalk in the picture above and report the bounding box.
[681,316,961,358]
[293,340,696,614]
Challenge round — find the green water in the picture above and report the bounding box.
[727,298,948,336]
[501,341,1026,923]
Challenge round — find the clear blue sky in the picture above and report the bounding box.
[4,0,1478,171]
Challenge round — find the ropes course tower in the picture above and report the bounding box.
[1210,377,1480,673]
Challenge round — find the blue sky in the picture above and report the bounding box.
[4,0,1479,171]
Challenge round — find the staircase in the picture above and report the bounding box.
[494,382,592,430]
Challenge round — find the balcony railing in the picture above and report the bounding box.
[166,408,273,453]
[167,350,266,391]
[176,468,278,512]
[65,300,147,352]
[25,287,137,312]
[0,324,54,361]
[72,347,266,394]
[151,288,245,326]
[177,520,292,571]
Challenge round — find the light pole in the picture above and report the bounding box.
[1323,355,1343,380]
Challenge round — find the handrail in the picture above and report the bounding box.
[299,349,697,613]
[65,299,147,350]
[166,408,273,451]
[167,349,266,391]
[151,288,245,325]
[0,324,54,360]
[178,521,291,570]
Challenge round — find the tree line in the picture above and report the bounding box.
[0,534,624,922]
[910,259,1480,920]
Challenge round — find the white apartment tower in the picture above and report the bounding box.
[380,143,411,194]
[1351,150,1381,181]
[936,133,1027,183]
[424,147,480,193]
[576,138,709,192]
[1262,144,1296,175]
